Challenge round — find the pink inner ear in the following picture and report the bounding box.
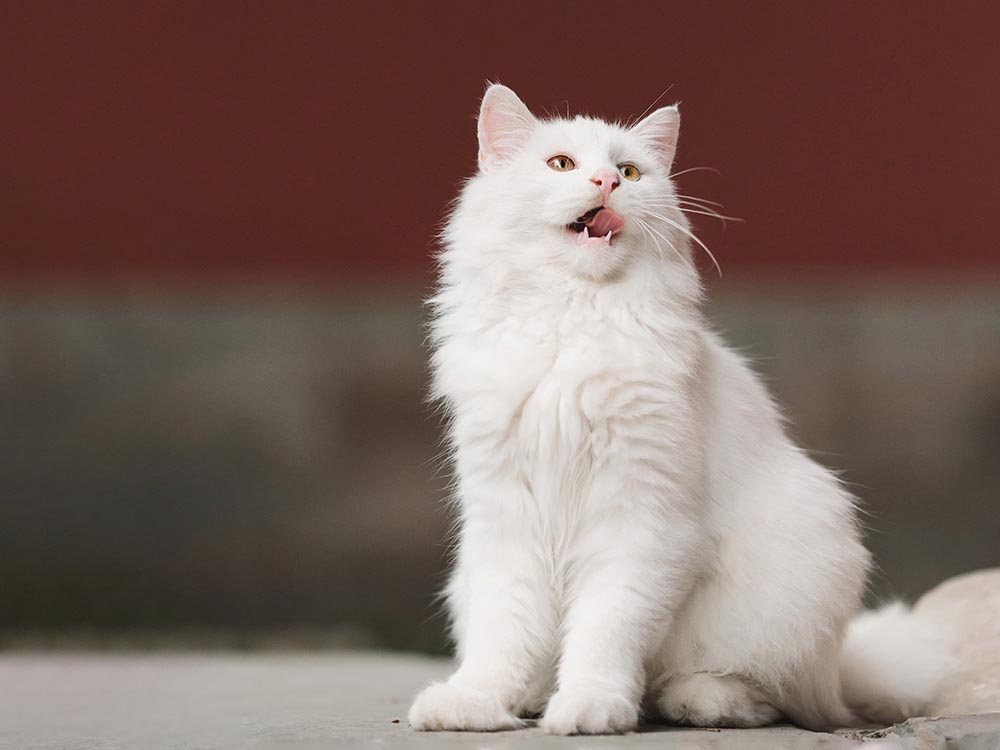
[632,106,680,169]
[478,87,535,168]
[480,104,502,154]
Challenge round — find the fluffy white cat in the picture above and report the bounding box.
[409,84,949,735]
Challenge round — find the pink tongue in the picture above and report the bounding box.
[585,208,625,237]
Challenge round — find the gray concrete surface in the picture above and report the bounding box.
[2,652,998,750]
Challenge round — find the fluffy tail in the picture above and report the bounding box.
[839,602,953,725]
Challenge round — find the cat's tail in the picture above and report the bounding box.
[837,602,953,725]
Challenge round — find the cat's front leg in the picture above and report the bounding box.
[409,477,558,731]
[541,486,702,735]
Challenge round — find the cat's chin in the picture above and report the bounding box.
[559,236,627,282]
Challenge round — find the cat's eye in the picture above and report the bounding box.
[619,164,641,181]
[547,155,576,172]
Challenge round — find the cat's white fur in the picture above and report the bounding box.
[409,84,949,735]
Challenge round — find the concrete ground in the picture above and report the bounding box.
[2,651,998,750]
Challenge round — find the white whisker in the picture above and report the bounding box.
[634,206,723,277]
[676,194,726,209]
[643,194,727,211]
[669,166,721,179]
[634,196,741,225]
[679,207,744,224]
[658,214,722,277]
[628,84,676,127]
[633,219,665,262]
[633,216,687,265]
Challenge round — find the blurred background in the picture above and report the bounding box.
[2,2,998,653]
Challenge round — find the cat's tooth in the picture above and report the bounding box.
[604,231,612,241]
[582,226,590,239]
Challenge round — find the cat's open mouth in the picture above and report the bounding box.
[566,206,625,248]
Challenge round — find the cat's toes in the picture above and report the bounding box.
[408,681,522,732]
[656,673,780,728]
[541,686,638,735]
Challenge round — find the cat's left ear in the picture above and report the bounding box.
[477,84,536,173]
[630,104,680,171]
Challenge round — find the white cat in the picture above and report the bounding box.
[409,84,949,735]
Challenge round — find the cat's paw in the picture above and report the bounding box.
[541,686,638,735]
[656,673,780,728]
[408,681,523,732]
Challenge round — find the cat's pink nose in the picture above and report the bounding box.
[591,169,620,203]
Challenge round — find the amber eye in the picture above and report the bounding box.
[619,164,641,181]
[546,155,576,172]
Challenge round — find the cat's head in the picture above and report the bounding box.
[447,84,692,283]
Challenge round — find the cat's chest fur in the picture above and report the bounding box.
[436,289,697,492]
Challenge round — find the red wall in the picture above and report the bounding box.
[3,2,999,281]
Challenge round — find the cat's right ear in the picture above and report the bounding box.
[477,84,536,173]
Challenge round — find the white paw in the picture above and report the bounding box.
[408,681,522,732]
[541,686,638,735]
[657,673,780,728]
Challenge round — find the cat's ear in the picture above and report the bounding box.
[630,104,680,171]
[477,84,536,173]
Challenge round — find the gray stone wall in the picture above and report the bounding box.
[2,282,998,651]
